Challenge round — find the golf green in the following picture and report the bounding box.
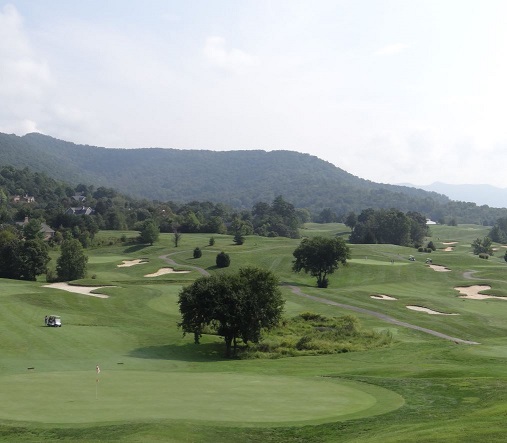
[0,371,403,426]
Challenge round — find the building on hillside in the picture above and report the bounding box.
[15,217,55,240]
[12,194,35,204]
[72,193,86,203]
[65,206,94,216]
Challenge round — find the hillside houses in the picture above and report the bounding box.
[65,206,94,216]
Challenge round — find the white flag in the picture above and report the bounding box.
[96,365,101,374]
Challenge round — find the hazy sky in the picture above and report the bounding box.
[2,1,507,186]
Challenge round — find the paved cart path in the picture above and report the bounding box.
[287,285,479,345]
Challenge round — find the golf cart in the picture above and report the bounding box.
[47,315,62,327]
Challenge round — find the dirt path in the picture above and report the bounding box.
[287,286,479,345]
[159,253,210,276]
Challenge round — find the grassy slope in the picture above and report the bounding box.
[1,225,507,441]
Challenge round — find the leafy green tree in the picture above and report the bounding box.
[292,236,350,288]
[216,251,230,268]
[138,219,160,245]
[471,237,493,256]
[16,239,50,281]
[173,228,182,247]
[193,247,202,259]
[209,236,215,246]
[178,267,284,357]
[344,212,357,231]
[233,231,245,245]
[22,218,44,240]
[56,238,88,281]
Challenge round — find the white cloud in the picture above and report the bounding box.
[204,36,259,72]
[0,4,52,130]
[375,43,409,56]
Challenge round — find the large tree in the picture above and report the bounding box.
[292,236,350,288]
[56,238,88,281]
[0,227,50,281]
[178,267,284,357]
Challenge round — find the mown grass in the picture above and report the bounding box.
[1,224,507,441]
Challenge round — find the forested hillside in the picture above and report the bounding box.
[0,132,505,223]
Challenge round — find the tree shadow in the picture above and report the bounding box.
[281,281,317,289]
[128,343,227,362]
[123,244,149,253]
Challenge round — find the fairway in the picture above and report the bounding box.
[0,371,403,426]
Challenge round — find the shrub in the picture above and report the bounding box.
[418,247,424,252]
[209,236,215,246]
[479,253,489,259]
[216,251,230,268]
[427,241,436,251]
[193,247,202,259]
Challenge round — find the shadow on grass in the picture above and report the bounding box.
[128,343,227,362]
[123,244,149,253]
[335,231,350,237]
[281,281,317,289]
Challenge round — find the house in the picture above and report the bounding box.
[72,193,86,203]
[15,217,55,240]
[65,206,94,216]
[12,194,35,204]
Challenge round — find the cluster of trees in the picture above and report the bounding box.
[178,267,284,357]
[346,208,428,246]
[0,222,87,282]
[0,166,306,244]
[0,223,50,281]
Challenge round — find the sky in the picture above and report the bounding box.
[2,0,507,187]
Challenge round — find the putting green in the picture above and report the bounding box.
[0,371,403,426]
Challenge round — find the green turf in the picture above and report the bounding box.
[2,226,507,441]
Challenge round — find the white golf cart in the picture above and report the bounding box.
[47,315,62,327]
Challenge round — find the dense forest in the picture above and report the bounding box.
[0,132,506,224]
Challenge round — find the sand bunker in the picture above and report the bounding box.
[144,267,191,277]
[442,242,458,245]
[454,285,507,300]
[43,283,113,298]
[406,305,459,315]
[370,294,397,300]
[429,264,451,272]
[117,259,148,267]
[443,247,454,252]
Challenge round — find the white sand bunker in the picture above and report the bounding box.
[454,285,507,300]
[43,283,113,298]
[442,242,458,245]
[145,267,191,277]
[429,264,451,272]
[443,247,454,252]
[370,294,397,300]
[406,305,459,315]
[117,259,148,267]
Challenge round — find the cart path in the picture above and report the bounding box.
[287,285,479,345]
[159,253,210,276]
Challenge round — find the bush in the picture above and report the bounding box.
[193,247,202,259]
[427,241,436,251]
[216,251,230,268]
[479,253,489,259]
[418,247,424,252]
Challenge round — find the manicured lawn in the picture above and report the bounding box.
[1,225,507,441]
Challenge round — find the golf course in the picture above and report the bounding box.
[2,223,507,442]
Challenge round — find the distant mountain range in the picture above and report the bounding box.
[0,132,505,223]
[400,182,507,209]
